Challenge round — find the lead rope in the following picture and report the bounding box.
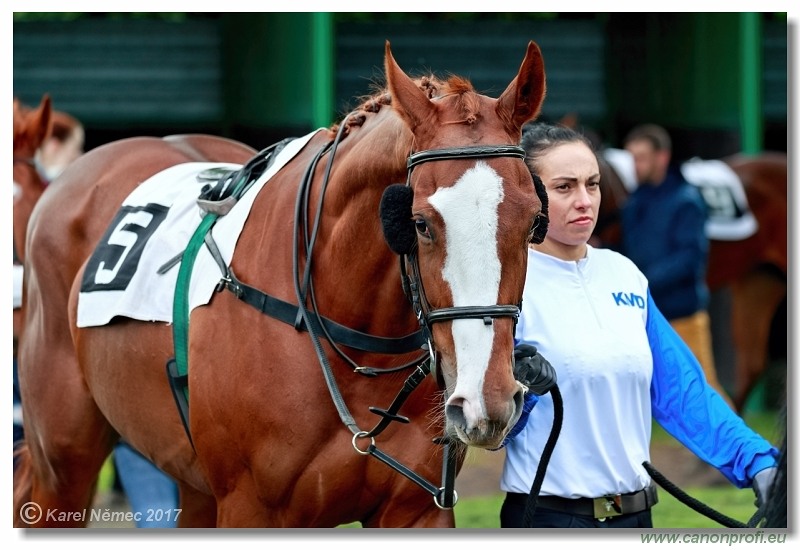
[522,385,563,527]
[518,389,760,528]
[642,462,762,528]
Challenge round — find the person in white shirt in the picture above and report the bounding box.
[499,122,778,528]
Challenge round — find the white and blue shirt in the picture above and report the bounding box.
[501,246,777,498]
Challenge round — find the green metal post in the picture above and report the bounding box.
[311,13,334,128]
[739,13,763,154]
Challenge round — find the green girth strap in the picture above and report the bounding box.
[168,211,220,447]
[166,140,290,445]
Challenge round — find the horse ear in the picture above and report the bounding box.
[496,41,546,136]
[384,41,437,135]
[30,94,53,148]
[379,184,416,255]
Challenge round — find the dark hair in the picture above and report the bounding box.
[623,123,672,152]
[521,122,596,175]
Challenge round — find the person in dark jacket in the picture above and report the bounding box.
[621,124,733,409]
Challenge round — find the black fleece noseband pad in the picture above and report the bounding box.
[380,184,416,255]
[531,173,549,244]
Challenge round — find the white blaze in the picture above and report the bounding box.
[428,161,503,420]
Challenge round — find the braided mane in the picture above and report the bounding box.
[331,73,481,135]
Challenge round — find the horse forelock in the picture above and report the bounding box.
[418,74,482,126]
[439,76,481,125]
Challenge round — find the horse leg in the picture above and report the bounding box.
[15,290,117,527]
[14,363,117,527]
[215,483,274,527]
[729,269,787,412]
[175,483,217,527]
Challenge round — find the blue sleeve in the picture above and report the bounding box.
[647,290,778,487]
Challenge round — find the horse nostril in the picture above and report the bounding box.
[445,398,466,429]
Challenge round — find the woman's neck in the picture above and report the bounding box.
[530,240,587,262]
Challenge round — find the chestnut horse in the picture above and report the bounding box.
[13,95,55,446]
[14,41,547,527]
[14,96,88,341]
[595,149,787,412]
[13,96,51,264]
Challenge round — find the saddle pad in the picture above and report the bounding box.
[681,158,758,241]
[76,130,320,328]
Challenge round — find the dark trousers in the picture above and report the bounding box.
[500,494,654,528]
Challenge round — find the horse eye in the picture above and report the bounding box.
[415,219,430,238]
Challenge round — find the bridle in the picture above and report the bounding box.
[396,145,527,383]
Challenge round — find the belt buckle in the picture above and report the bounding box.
[593,495,623,519]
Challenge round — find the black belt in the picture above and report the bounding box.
[507,485,658,519]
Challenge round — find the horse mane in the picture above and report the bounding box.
[332,73,482,135]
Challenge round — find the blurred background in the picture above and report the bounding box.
[13,12,788,156]
[13,11,788,412]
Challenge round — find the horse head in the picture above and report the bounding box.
[382,41,546,448]
[13,94,53,263]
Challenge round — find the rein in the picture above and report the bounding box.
[168,117,531,510]
[642,462,764,528]
[279,122,526,508]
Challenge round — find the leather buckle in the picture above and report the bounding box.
[593,494,623,519]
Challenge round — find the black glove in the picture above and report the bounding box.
[513,344,556,395]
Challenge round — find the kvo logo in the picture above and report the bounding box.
[612,292,645,309]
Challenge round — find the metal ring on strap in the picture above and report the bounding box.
[434,488,459,510]
[352,431,375,456]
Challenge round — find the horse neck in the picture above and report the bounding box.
[307,118,418,338]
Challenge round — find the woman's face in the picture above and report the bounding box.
[534,141,600,259]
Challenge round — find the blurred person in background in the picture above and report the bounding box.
[620,123,734,410]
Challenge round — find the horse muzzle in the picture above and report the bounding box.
[444,380,525,448]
